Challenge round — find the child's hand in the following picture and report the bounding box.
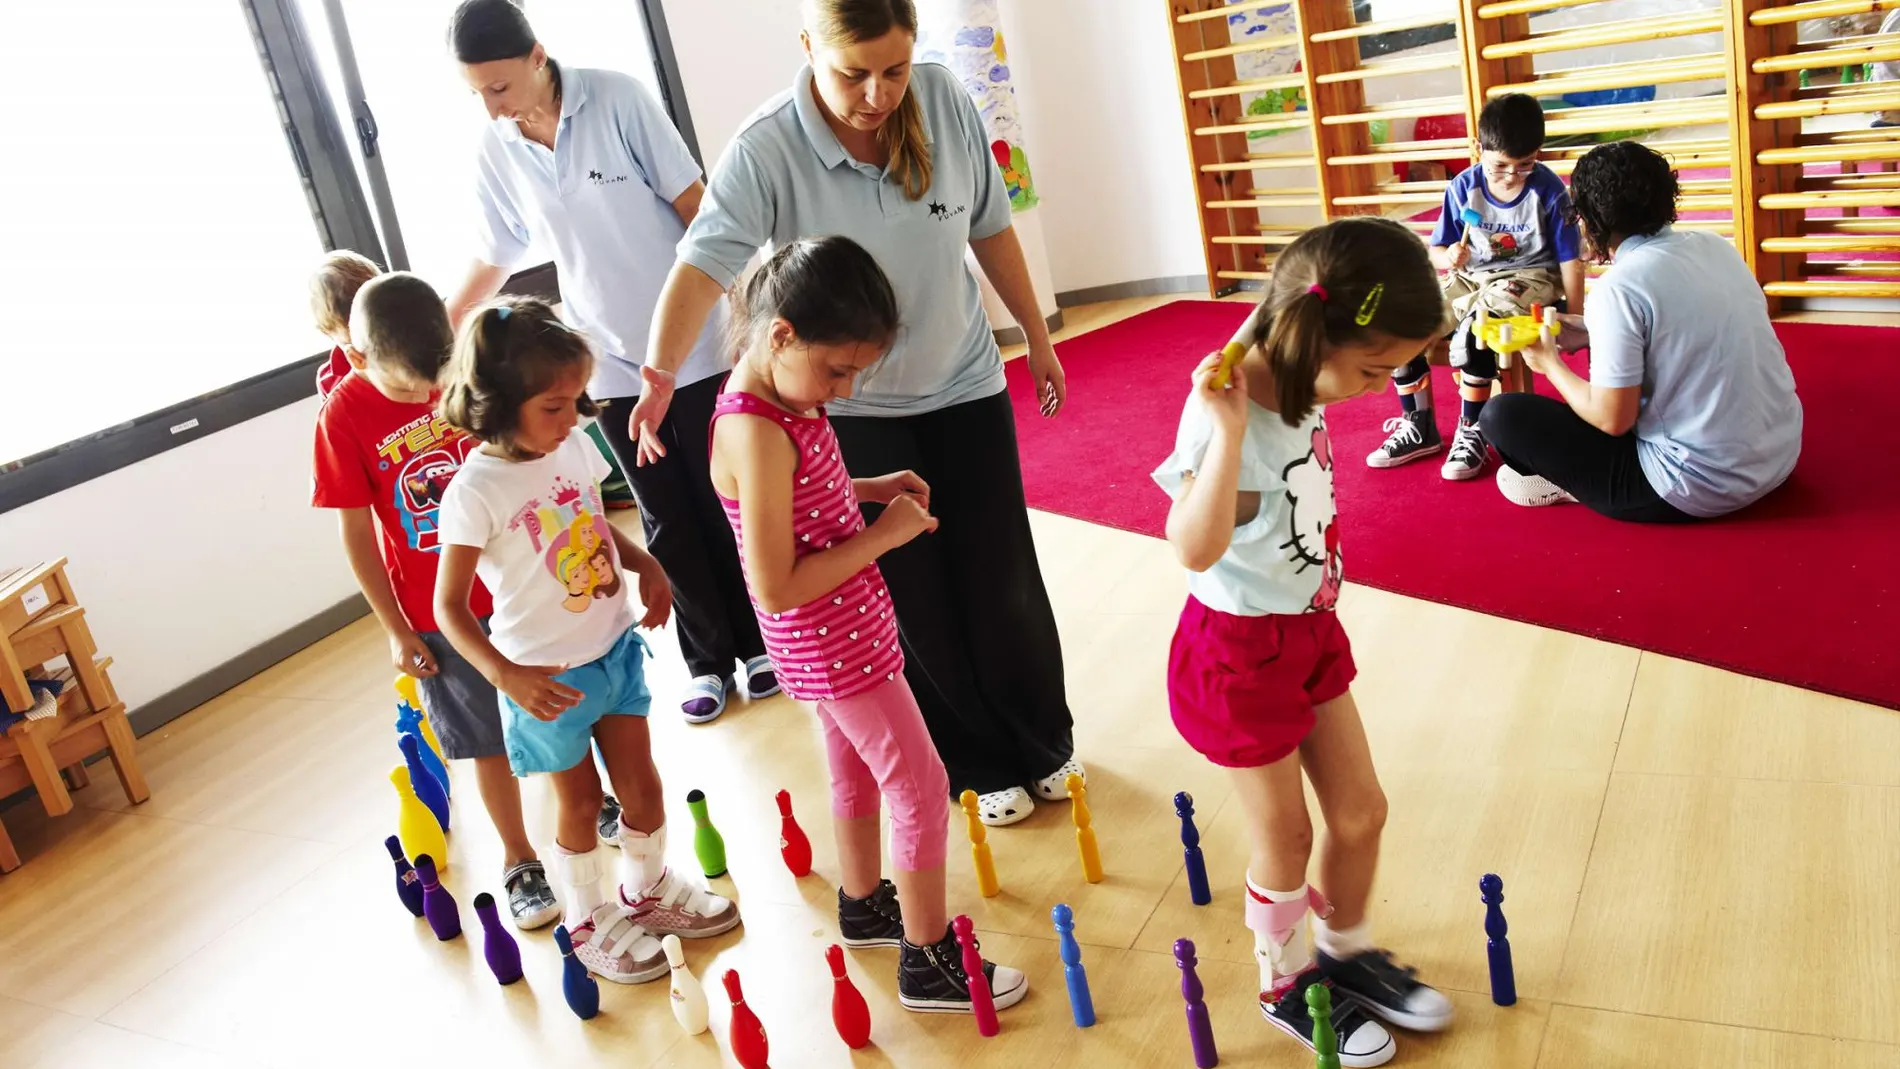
[858,470,930,509]
[498,662,584,721]
[1444,241,1471,272]
[390,629,439,679]
[1191,351,1250,435]
[871,493,939,548]
[632,554,674,630]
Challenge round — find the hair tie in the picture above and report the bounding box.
[1307,284,1329,302]
[494,306,512,321]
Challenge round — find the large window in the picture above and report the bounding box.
[0,3,330,466]
[1,0,691,508]
[300,0,666,292]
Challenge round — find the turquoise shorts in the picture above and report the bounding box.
[500,628,652,776]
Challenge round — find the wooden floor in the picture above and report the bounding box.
[4,297,1898,1068]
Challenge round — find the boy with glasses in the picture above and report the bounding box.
[1368,94,1584,481]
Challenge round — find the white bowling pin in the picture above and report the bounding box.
[664,934,709,1035]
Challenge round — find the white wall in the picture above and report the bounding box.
[0,399,356,712]
[661,0,1208,297]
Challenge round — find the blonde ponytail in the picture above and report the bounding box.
[881,91,933,201]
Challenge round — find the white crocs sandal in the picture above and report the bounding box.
[975,786,1035,827]
[1031,758,1086,801]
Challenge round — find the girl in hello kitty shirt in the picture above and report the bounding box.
[1153,217,1451,1066]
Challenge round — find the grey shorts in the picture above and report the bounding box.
[416,627,506,761]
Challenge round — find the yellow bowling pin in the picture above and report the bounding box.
[959,790,1000,897]
[393,673,422,712]
[1068,773,1103,884]
[392,765,448,875]
[416,713,446,768]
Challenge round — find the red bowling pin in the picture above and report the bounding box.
[723,969,771,1069]
[776,790,812,877]
[827,944,872,1049]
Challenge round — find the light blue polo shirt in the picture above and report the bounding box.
[678,62,1014,417]
[1587,227,1803,517]
[474,64,728,398]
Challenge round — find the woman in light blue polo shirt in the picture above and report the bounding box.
[1485,141,1802,521]
[443,0,772,725]
[634,0,1079,827]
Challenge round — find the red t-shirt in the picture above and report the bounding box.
[316,346,351,400]
[312,371,494,632]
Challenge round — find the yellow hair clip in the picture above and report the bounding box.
[1354,284,1384,327]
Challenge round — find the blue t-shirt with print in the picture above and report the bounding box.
[1430,162,1580,275]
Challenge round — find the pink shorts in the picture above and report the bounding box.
[1167,597,1357,768]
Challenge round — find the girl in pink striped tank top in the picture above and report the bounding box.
[709,237,1026,1015]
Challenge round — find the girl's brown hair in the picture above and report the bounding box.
[805,0,931,201]
[309,250,380,338]
[1249,216,1445,425]
[440,295,599,460]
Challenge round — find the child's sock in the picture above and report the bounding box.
[1314,914,1374,961]
[1460,373,1491,426]
[552,844,607,930]
[1246,875,1315,993]
[616,821,668,895]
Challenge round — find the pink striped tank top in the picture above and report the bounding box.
[710,390,902,702]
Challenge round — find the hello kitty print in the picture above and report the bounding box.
[711,391,904,702]
[1153,400,1344,618]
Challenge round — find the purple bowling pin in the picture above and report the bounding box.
[473,892,523,984]
[1175,938,1218,1068]
[415,854,461,940]
[384,835,424,917]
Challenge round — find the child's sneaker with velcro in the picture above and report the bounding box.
[620,867,741,938]
[501,859,561,930]
[1262,969,1396,1067]
[570,901,668,984]
[897,924,1028,1014]
[1318,948,1454,1032]
[839,879,905,948]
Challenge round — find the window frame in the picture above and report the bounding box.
[0,0,699,516]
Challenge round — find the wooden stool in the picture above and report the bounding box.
[0,560,149,873]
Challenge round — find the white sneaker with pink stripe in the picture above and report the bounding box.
[620,867,741,938]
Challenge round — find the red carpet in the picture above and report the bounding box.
[1006,300,1900,710]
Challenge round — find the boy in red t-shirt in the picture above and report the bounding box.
[311,271,559,930]
[308,251,380,400]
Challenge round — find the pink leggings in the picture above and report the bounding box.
[813,676,949,872]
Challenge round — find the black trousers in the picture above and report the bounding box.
[1479,393,1692,524]
[596,375,766,679]
[830,389,1075,795]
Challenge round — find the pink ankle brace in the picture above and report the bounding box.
[1244,883,1332,942]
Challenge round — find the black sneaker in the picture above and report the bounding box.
[501,859,561,930]
[1365,410,1442,469]
[1261,969,1395,1067]
[1318,948,1455,1032]
[1441,420,1489,482]
[838,879,905,948]
[898,925,1028,1014]
[598,795,621,844]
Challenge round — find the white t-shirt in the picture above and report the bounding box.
[1152,398,1344,617]
[437,431,635,668]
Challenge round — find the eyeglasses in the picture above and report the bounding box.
[1484,163,1538,178]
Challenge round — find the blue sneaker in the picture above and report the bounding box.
[681,675,731,725]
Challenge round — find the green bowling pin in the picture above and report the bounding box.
[687,789,727,878]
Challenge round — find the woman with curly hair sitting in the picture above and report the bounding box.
[1480,140,1803,522]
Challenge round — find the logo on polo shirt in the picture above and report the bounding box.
[927,200,968,221]
[587,168,629,186]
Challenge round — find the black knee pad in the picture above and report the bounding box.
[1461,345,1497,381]
[1393,354,1430,388]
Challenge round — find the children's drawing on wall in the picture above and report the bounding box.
[916,0,1039,210]
[1226,1,1308,139]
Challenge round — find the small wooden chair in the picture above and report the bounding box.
[0,559,149,872]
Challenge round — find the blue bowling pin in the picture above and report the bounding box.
[1052,904,1095,1027]
[399,734,450,833]
[384,835,424,917]
[396,701,450,801]
[555,925,600,1020]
